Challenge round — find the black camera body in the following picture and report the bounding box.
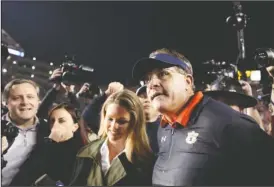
[50,62,95,85]
[202,60,237,76]
[196,60,238,88]
[254,48,274,68]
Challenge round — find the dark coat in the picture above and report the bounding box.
[69,139,153,186]
[153,95,274,186]
[9,132,83,186]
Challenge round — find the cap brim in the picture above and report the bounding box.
[132,58,173,80]
[204,91,258,108]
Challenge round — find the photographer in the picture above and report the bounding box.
[240,80,265,129]
[256,100,272,136]
[1,79,49,186]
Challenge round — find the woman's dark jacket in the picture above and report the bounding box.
[9,132,83,186]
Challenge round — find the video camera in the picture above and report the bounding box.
[202,60,238,78]
[50,56,96,85]
[195,59,238,91]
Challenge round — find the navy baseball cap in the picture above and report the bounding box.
[132,53,193,81]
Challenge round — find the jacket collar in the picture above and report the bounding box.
[2,113,39,131]
[160,94,210,128]
[77,138,127,186]
[77,138,104,160]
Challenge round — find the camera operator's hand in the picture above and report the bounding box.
[50,68,65,91]
[50,68,62,83]
[76,83,90,98]
[2,136,8,153]
[239,80,253,96]
[266,66,274,81]
[105,82,124,97]
[50,68,74,94]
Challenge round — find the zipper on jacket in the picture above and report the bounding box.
[168,128,175,159]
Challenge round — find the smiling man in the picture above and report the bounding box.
[1,79,48,186]
[132,48,274,186]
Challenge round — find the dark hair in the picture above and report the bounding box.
[48,103,89,145]
[48,103,80,123]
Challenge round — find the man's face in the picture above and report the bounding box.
[145,66,193,115]
[7,83,39,123]
[138,91,158,117]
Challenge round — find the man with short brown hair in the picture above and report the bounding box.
[1,79,48,186]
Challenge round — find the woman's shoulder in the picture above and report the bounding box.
[77,138,104,158]
[87,132,99,142]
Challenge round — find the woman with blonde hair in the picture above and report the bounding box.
[69,89,154,186]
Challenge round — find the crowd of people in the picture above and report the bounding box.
[1,48,274,186]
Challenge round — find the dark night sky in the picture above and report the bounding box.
[2,1,274,85]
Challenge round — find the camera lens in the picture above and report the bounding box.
[254,48,274,67]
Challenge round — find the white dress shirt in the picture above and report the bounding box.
[100,139,125,175]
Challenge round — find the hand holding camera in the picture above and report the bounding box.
[50,68,65,90]
[50,68,76,94]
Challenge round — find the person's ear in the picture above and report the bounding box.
[72,123,79,133]
[186,75,194,89]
